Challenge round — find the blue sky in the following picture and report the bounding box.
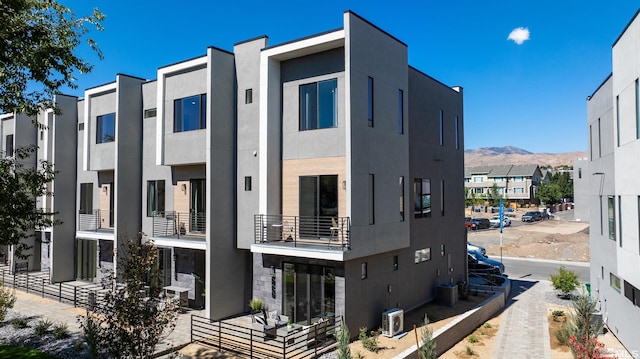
[61,0,640,153]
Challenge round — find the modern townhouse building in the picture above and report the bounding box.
[74,74,145,283]
[587,9,640,354]
[2,10,465,332]
[464,164,543,206]
[244,11,466,331]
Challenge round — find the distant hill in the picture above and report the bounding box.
[465,146,587,167]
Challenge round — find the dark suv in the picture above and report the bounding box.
[470,218,490,230]
[522,211,543,222]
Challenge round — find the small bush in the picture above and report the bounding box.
[552,310,565,321]
[0,283,16,323]
[336,320,351,359]
[52,322,70,340]
[467,335,479,343]
[550,266,580,298]
[466,346,476,355]
[74,342,85,352]
[34,319,53,336]
[358,327,379,353]
[10,317,28,329]
[483,322,492,329]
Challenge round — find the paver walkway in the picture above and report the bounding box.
[8,286,203,356]
[491,279,552,358]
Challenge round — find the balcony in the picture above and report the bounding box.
[151,211,206,239]
[254,215,350,251]
[78,210,114,232]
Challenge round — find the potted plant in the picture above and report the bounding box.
[248,298,263,314]
[287,319,292,329]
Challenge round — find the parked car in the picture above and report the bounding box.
[467,250,505,274]
[465,217,473,229]
[521,211,543,222]
[541,211,550,220]
[489,216,511,228]
[467,242,486,256]
[470,218,490,230]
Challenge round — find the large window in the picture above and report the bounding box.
[174,94,207,132]
[415,248,431,263]
[610,273,621,293]
[147,180,165,217]
[299,79,337,130]
[608,196,616,241]
[368,77,374,127]
[283,263,335,325]
[79,183,93,214]
[414,178,431,218]
[96,113,115,143]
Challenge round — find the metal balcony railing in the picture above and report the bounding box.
[254,215,350,250]
[78,210,114,232]
[151,211,206,238]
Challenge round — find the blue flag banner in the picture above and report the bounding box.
[499,198,504,233]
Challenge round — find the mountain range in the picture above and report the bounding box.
[464,146,587,167]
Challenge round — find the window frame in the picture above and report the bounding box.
[414,178,431,218]
[96,113,115,144]
[173,94,207,133]
[299,79,338,131]
[146,180,165,217]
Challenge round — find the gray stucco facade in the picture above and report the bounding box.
[588,10,640,354]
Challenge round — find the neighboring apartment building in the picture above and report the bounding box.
[587,9,640,354]
[464,164,543,206]
[1,11,465,331]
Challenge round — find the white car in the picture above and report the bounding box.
[489,216,511,228]
[467,242,486,256]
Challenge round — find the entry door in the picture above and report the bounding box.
[76,239,97,281]
[299,175,338,238]
[190,179,206,233]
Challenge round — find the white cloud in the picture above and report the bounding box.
[507,27,530,45]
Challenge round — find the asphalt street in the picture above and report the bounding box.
[500,256,590,283]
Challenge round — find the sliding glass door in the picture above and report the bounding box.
[283,263,335,325]
[299,175,338,238]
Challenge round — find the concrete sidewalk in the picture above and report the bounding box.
[9,287,202,356]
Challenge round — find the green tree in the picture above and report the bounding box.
[0,0,104,117]
[0,146,58,257]
[550,266,580,299]
[555,172,573,200]
[486,184,501,207]
[418,316,436,359]
[78,237,180,358]
[567,293,604,357]
[536,182,562,205]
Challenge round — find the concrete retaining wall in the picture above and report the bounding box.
[393,291,506,358]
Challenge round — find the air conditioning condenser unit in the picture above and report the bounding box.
[382,308,403,337]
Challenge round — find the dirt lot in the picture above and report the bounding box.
[467,210,590,262]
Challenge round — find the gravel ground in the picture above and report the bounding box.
[0,310,91,359]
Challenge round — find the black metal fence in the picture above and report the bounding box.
[151,211,206,238]
[191,314,340,359]
[0,267,107,309]
[254,215,350,250]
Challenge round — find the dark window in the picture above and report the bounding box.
[619,196,622,247]
[398,89,403,134]
[5,134,13,156]
[392,255,398,271]
[608,196,615,241]
[299,79,337,130]
[578,168,582,179]
[147,180,165,217]
[174,94,207,132]
[368,77,374,127]
[96,113,115,143]
[40,131,43,141]
[79,183,93,214]
[616,96,620,147]
[245,89,253,104]
[439,110,444,146]
[78,123,84,131]
[441,180,445,216]
[144,108,157,118]
[369,174,375,225]
[455,116,460,149]
[361,262,367,280]
[399,176,404,222]
[414,178,431,218]
[244,176,252,191]
[99,239,114,263]
[637,79,640,140]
